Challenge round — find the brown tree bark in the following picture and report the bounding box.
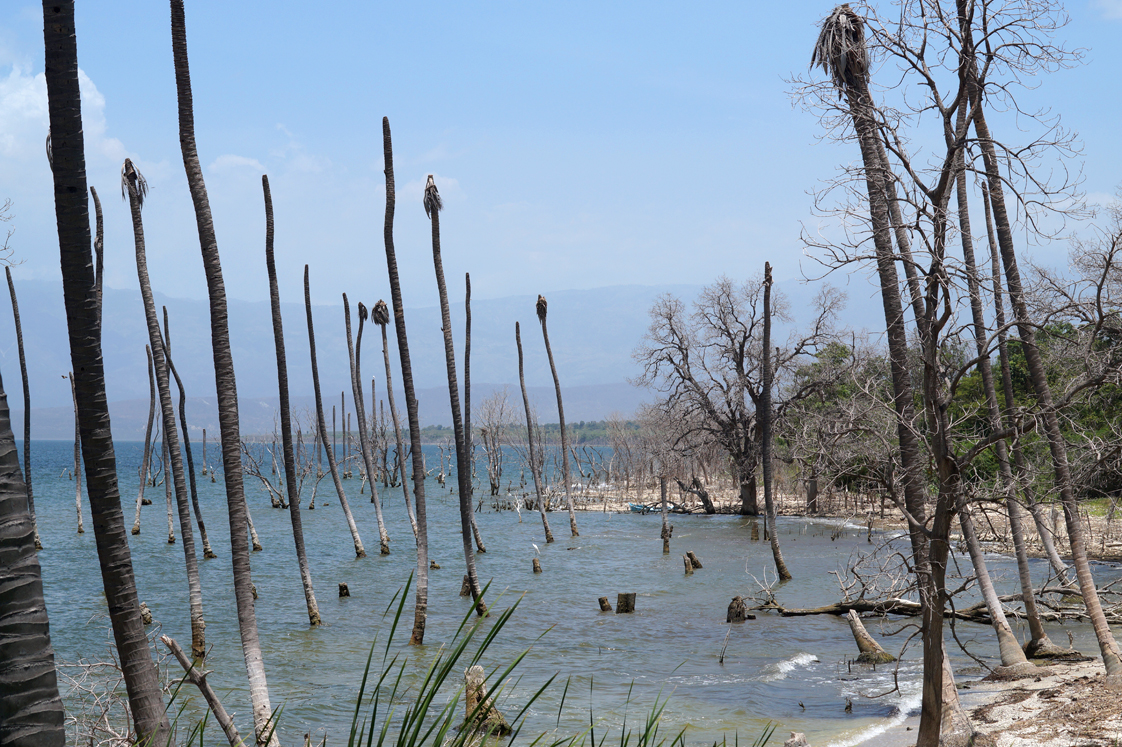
[760,263,791,581]
[537,295,579,536]
[5,269,40,549]
[132,346,156,535]
[516,322,553,544]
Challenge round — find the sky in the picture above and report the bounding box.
[1,1,1121,312]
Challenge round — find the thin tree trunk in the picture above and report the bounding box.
[90,185,103,331]
[516,322,553,543]
[465,274,485,553]
[262,175,321,626]
[375,306,417,538]
[133,347,156,535]
[69,373,83,534]
[659,476,670,554]
[6,268,39,549]
[760,263,791,581]
[163,433,175,544]
[163,308,217,559]
[344,296,389,553]
[44,3,172,739]
[170,1,276,739]
[0,367,65,746]
[537,297,578,536]
[380,118,429,645]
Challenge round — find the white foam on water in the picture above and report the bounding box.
[821,682,923,747]
[759,652,819,682]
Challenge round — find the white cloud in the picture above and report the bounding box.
[1094,0,1122,19]
[209,154,266,172]
[0,65,47,158]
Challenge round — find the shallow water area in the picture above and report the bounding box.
[27,440,1113,746]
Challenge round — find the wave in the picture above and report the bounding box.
[821,683,923,747]
[758,652,819,682]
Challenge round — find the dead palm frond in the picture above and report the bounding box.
[372,299,390,327]
[423,174,442,218]
[536,294,547,323]
[811,4,869,95]
[358,301,369,323]
[120,158,150,209]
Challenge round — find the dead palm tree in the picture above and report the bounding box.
[262,175,321,625]
[536,294,579,537]
[5,267,40,549]
[373,299,417,538]
[344,296,389,553]
[0,366,65,745]
[132,346,156,535]
[424,176,486,613]
[759,263,790,581]
[516,322,553,544]
[123,158,206,659]
[464,274,485,552]
[44,3,171,740]
[68,373,82,534]
[304,267,366,558]
[380,118,429,645]
[170,0,277,739]
[90,185,104,330]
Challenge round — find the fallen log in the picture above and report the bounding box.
[847,610,895,664]
[754,597,994,624]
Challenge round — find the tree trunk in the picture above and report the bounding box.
[44,3,172,739]
[125,164,206,658]
[464,274,485,553]
[304,269,365,558]
[262,175,321,626]
[343,295,389,554]
[806,475,819,515]
[377,317,417,538]
[761,263,791,581]
[660,476,670,554]
[739,468,758,516]
[69,374,83,533]
[170,1,277,739]
[5,269,40,550]
[424,188,486,613]
[0,368,64,744]
[163,433,175,544]
[380,119,429,645]
[516,322,553,544]
[133,347,156,535]
[538,302,579,536]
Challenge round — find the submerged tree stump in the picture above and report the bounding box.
[338,583,350,598]
[464,665,512,737]
[139,602,153,625]
[598,596,612,612]
[616,593,636,614]
[847,610,895,664]
[430,560,441,570]
[783,733,810,747]
[683,555,693,575]
[686,551,703,569]
[727,596,755,622]
[532,558,542,573]
[460,575,472,597]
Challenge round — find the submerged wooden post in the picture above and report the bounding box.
[598,596,612,612]
[616,593,636,614]
[686,551,703,569]
[338,583,350,597]
[727,596,755,622]
[464,665,512,736]
[430,560,440,569]
[683,555,693,575]
[532,558,542,573]
[847,610,895,664]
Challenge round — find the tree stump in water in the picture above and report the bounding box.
[460,575,472,597]
[139,602,153,625]
[616,593,636,614]
[847,610,894,664]
[430,560,441,569]
[532,558,542,573]
[338,583,350,598]
[727,596,755,622]
[686,551,703,569]
[463,664,512,737]
[598,596,612,612]
[251,584,258,600]
[683,555,693,575]
[783,732,810,747]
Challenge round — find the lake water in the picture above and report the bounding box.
[23,439,1114,746]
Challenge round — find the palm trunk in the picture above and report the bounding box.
[344,296,389,553]
[538,299,578,536]
[133,347,156,535]
[659,476,670,554]
[760,263,791,581]
[163,433,175,544]
[424,188,486,613]
[304,268,365,558]
[465,274,485,552]
[162,308,217,559]
[380,118,429,645]
[516,322,553,544]
[69,374,83,533]
[6,268,40,549]
[124,166,207,658]
[0,368,65,745]
[44,4,171,739]
[262,175,321,626]
[90,185,103,330]
[170,1,277,739]
[376,311,417,538]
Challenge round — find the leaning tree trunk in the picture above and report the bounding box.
[170,1,277,740]
[262,175,320,626]
[0,367,65,746]
[5,268,39,549]
[380,118,429,645]
[537,296,579,537]
[374,303,417,538]
[659,476,670,554]
[69,374,83,534]
[125,164,206,658]
[44,3,172,740]
[971,69,1122,675]
[516,322,553,544]
[343,296,389,553]
[132,347,156,535]
[760,263,791,581]
[162,308,217,559]
[304,269,366,558]
[464,274,485,553]
[423,178,486,613]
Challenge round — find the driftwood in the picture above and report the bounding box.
[847,610,895,664]
[686,551,702,569]
[598,596,612,612]
[161,635,241,747]
[755,597,995,624]
[683,555,693,575]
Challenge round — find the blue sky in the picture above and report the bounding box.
[1,1,1120,311]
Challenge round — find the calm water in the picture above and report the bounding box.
[23,439,1114,746]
